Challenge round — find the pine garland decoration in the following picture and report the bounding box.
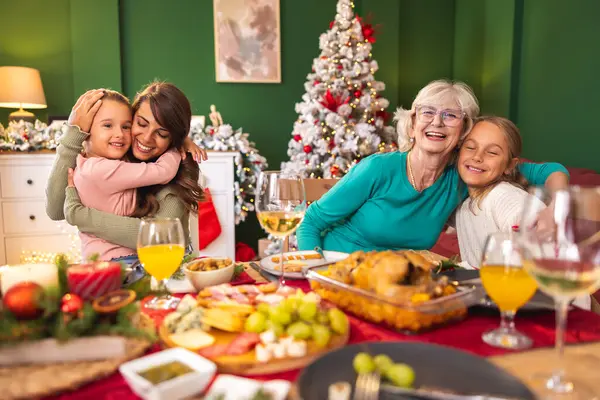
[0,120,65,152]
[0,254,156,346]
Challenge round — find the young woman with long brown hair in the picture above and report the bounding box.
[46,82,207,260]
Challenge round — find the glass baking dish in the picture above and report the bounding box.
[305,264,482,334]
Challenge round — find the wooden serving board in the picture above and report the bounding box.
[159,324,349,376]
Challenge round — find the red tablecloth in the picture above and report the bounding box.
[46,281,600,399]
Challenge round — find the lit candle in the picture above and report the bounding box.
[0,263,59,295]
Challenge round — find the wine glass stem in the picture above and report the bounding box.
[553,298,569,382]
[500,310,516,331]
[157,278,169,296]
[279,237,286,287]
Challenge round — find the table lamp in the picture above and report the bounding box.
[0,66,47,123]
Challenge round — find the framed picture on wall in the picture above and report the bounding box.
[213,0,281,83]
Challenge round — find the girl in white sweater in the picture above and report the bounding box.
[455,116,541,268]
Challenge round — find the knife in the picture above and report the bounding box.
[381,384,521,400]
[249,262,278,283]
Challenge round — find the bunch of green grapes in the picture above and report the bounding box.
[244,296,349,348]
[353,352,415,388]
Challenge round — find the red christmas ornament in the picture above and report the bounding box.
[329,21,335,29]
[337,64,343,70]
[293,134,302,142]
[3,282,44,319]
[61,293,84,314]
[353,90,362,98]
[305,159,310,165]
[313,80,320,86]
[23,134,29,141]
[329,138,335,149]
[303,145,313,153]
[330,165,340,177]
[319,89,351,113]
[376,110,392,123]
[208,128,215,136]
[356,16,378,44]
[362,25,375,43]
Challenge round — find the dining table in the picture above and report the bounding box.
[44,264,600,400]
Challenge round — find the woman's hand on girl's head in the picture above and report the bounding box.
[67,168,75,188]
[68,89,105,133]
[181,136,208,162]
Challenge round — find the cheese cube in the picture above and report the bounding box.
[176,294,198,313]
[255,344,272,363]
[286,340,307,358]
[268,342,286,359]
[260,330,276,344]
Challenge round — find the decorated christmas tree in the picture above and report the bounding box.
[281,0,396,179]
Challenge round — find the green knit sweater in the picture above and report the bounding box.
[45,125,190,250]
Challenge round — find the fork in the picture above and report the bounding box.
[353,373,380,400]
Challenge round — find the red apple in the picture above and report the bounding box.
[3,282,44,319]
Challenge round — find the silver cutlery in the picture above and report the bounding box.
[249,262,278,283]
[314,246,327,261]
[381,383,523,400]
[353,373,380,400]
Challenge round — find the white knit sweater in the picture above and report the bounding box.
[455,182,537,268]
[455,182,592,310]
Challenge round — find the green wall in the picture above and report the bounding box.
[516,0,600,169]
[0,0,73,123]
[70,0,122,97]
[1,0,598,248]
[454,0,518,117]
[396,0,456,109]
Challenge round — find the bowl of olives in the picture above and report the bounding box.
[183,257,235,290]
[119,347,216,400]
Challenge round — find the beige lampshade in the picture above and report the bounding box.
[0,66,47,109]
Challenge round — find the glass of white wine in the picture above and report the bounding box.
[255,171,306,290]
[520,185,600,399]
[137,217,186,310]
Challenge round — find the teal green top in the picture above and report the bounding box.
[297,152,568,253]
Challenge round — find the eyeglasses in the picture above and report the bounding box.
[415,105,465,127]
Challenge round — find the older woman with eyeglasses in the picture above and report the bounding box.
[297,79,569,253]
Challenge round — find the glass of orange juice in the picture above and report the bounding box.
[137,217,186,310]
[480,232,537,350]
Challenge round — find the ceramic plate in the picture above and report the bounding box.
[297,342,535,399]
[259,250,349,279]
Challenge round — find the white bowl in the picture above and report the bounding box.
[119,348,216,400]
[183,257,235,290]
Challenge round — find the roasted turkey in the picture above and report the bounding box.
[327,250,449,303]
